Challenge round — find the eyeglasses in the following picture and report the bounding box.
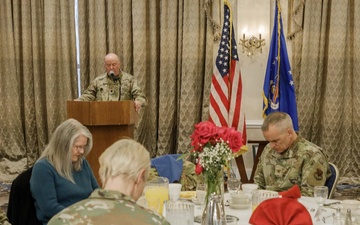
[73,145,86,151]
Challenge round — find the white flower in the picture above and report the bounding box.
[197,139,233,171]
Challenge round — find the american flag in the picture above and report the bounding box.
[209,0,246,147]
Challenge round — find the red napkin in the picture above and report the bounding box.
[249,197,312,225]
[279,185,301,199]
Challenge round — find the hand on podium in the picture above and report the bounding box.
[134,100,142,112]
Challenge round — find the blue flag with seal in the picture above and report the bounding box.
[262,0,299,131]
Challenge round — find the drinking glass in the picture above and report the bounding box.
[169,183,182,202]
[196,183,207,210]
[251,190,261,212]
[227,177,241,194]
[314,186,328,206]
[165,201,194,225]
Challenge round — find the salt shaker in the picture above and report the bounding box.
[333,207,341,225]
[345,208,352,225]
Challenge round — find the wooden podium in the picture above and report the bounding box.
[67,100,137,184]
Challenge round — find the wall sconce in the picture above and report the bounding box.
[239,34,265,57]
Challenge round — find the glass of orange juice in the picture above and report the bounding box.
[251,190,260,211]
[144,177,169,215]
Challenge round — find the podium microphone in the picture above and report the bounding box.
[109,70,119,82]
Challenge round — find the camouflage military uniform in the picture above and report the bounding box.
[148,160,203,191]
[48,189,170,225]
[0,209,10,225]
[254,136,331,196]
[78,71,147,106]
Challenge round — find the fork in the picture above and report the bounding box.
[322,213,335,223]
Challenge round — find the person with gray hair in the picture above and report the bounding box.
[48,138,170,225]
[76,53,147,112]
[30,118,99,225]
[254,111,331,196]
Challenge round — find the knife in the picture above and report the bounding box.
[323,201,341,207]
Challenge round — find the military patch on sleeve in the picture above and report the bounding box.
[314,168,324,180]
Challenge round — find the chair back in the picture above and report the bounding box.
[7,167,42,225]
[324,162,339,199]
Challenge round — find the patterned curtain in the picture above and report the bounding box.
[0,1,77,181]
[289,0,360,182]
[77,0,217,157]
[0,0,219,180]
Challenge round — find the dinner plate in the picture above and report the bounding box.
[191,197,203,205]
[179,191,196,200]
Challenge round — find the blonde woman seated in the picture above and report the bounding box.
[30,119,99,224]
[49,138,170,225]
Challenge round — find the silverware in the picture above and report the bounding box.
[322,213,335,223]
[323,201,341,207]
[314,208,322,221]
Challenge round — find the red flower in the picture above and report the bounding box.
[215,126,229,141]
[189,121,244,175]
[190,121,217,151]
[195,161,204,175]
[225,128,243,153]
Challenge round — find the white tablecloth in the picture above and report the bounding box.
[193,194,342,225]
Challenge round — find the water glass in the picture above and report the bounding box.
[314,186,328,206]
[227,178,241,194]
[251,189,279,211]
[165,201,194,225]
[169,183,182,202]
[196,183,207,206]
[251,190,261,212]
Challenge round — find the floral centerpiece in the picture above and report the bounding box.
[190,121,246,201]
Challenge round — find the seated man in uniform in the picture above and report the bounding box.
[254,111,331,196]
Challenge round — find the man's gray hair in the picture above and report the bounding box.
[261,112,294,132]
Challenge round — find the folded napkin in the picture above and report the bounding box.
[151,154,183,183]
[249,197,312,225]
[279,185,301,199]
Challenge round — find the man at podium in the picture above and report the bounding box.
[76,53,147,112]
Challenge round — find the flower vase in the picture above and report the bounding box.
[201,170,226,225]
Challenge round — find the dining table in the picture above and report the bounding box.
[191,192,358,225]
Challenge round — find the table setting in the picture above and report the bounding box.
[192,184,360,225]
[143,122,360,224]
[140,177,360,225]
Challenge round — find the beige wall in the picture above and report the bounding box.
[228,0,291,174]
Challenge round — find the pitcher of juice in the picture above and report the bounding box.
[144,176,169,215]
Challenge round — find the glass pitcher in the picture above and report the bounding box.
[144,176,169,215]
